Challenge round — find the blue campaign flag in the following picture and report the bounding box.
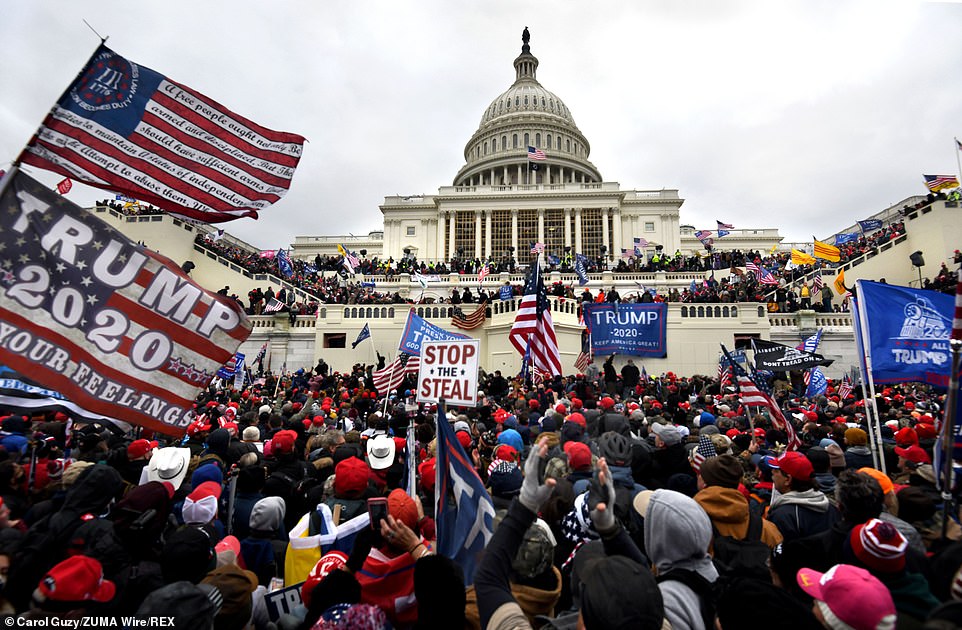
[435,406,495,585]
[276,249,293,278]
[835,232,859,245]
[857,219,883,232]
[806,367,828,397]
[717,228,730,238]
[360,281,376,288]
[216,352,244,379]
[398,310,468,356]
[499,285,513,300]
[582,303,668,357]
[853,280,956,387]
[352,324,371,349]
[574,254,590,286]
[302,263,317,274]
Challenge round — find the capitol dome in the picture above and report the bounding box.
[453,29,602,186]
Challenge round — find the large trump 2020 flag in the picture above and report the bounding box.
[20,44,305,223]
[0,171,251,434]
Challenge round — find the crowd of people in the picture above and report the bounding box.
[1,358,961,628]
[97,198,166,216]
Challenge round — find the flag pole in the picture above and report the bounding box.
[952,138,962,188]
[851,285,886,473]
[940,338,960,540]
[383,348,400,415]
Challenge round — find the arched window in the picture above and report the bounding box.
[515,96,519,107]
[697,306,705,318]
[714,306,722,318]
[706,307,713,318]
[502,135,507,151]
[557,136,561,150]
[722,306,730,317]
[513,134,518,149]
[366,307,373,318]
[417,308,424,317]
[681,306,688,318]
[373,308,380,319]
[483,142,487,155]
[320,308,326,318]
[535,133,541,147]
[389,308,395,318]
[524,133,529,146]
[566,139,571,152]
[757,306,765,318]
[731,306,738,317]
[524,95,528,106]
[546,134,551,148]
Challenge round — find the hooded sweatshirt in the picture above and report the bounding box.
[645,489,719,630]
[694,486,783,550]
[766,488,840,542]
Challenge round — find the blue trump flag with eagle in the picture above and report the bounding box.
[435,405,495,585]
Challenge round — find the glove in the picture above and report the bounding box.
[519,438,553,513]
[589,458,618,538]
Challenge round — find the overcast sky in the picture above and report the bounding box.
[3,1,961,251]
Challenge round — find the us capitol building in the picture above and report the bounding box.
[97,30,961,377]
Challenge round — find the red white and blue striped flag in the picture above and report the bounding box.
[509,255,562,376]
[21,44,305,223]
[527,146,546,161]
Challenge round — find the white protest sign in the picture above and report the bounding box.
[417,338,480,407]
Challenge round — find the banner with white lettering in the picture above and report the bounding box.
[417,339,480,407]
[855,280,956,387]
[583,303,668,357]
[264,582,304,622]
[398,310,468,357]
[0,172,252,435]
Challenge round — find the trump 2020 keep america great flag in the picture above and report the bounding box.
[0,171,252,434]
[20,44,305,223]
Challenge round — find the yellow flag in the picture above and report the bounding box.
[769,243,778,255]
[791,249,816,266]
[813,237,841,263]
[336,243,347,257]
[833,268,847,295]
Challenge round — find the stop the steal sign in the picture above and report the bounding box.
[417,338,480,408]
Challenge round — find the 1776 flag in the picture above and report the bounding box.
[20,44,305,223]
[0,171,251,434]
[509,255,563,376]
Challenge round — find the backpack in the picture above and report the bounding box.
[656,568,716,630]
[710,509,771,581]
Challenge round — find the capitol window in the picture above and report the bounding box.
[524,133,529,146]
[502,135,507,150]
[406,226,416,236]
[546,133,551,147]
[556,136,561,150]
[524,95,528,105]
[645,222,655,232]
[535,133,541,146]
[513,134,518,148]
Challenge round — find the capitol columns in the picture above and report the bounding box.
[474,210,482,259]
[601,207,610,262]
[436,211,446,261]
[574,207,583,254]
[449,211,457,260]
[563,207,572,250]
[511,208,519,256]
[612,206,623,259]
[484,209,493,259]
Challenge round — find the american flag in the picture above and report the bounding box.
[717,220,734,230]
[574,328,592,373]
[812,272,824,296]
[0,172,251,435]
[451,300,488,330]
[634,237,649,249]
[530,242,545,254]
[923,174,960,192]
[694,230,713,242]
[254,341,268,364]
[372,352,420,393]
[641,365,649,384]
[20,44,304,223]
[717,363,732,388]
[263,298,285,313]
[723,345,800,450]
[837,373,853,401]
[509,256,562,377]
[477,265,490,283]
[690,435,718,473]
[746,261,778,286]
[527,146,546,161]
